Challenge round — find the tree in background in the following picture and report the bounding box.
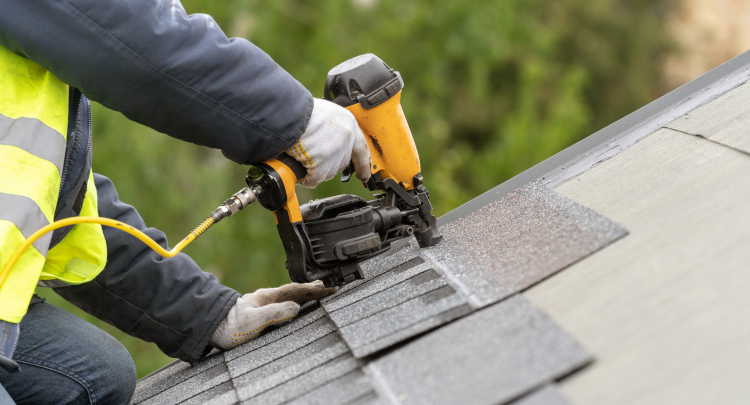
[38,0,676,377]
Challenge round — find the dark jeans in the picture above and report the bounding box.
[0,301,136,404]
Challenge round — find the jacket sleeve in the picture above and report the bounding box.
[53,174,240,363]
[0,0,313,164]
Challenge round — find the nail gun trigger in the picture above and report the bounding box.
[340,161,355,183]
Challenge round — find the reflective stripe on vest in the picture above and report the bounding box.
[0,46,107,323]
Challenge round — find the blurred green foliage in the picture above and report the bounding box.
[37,0,675,378]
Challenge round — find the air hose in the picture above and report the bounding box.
[0,186,259,291]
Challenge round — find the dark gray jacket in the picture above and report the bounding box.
[0,0,313,164]
[0,0,313,362]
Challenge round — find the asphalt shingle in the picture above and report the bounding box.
[238,353,366,405]
[338,284,468,358]
[180,381,238,405]
[369,295,591,405]
[327,269,447,327]
[321,257,428,313]
[131,351,226,404]
[425,181,627,306]
[352,304,473,360]
[321,249,479,358]
[283,370,379,405]
[140,362,232,405]
[230,332,349,399]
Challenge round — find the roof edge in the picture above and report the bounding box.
[438,49,750,226]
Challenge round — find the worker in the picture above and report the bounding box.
[0,0,373,403]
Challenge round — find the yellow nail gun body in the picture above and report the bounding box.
[247,54,442,287]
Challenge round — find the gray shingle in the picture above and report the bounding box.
[369,295,591,405]
[321,255,467,358]
[351,304,473,359]
[339,285,468,358]
[358,239,423,280]
[131,351,225,404]
[226,316,337,378]
[140,362,232,405]
[328,269,446,327]
[321,257,427,313]
[425,181,627,306]
[508,385,571,405]
[239,353,365,405]
[231,332,349,399]
[283,370,378,405]
[181,381,237,405]
[666,82,750,155]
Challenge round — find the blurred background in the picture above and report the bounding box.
[36,0,750,377]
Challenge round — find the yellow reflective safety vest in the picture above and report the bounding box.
[0,46,107,323]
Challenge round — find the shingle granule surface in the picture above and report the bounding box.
[425,181,627,305]
[370,295,591,405]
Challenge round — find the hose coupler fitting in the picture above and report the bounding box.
[209,186,260,223]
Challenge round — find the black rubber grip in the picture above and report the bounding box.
[278,153,308,181]
[0,355,19,372]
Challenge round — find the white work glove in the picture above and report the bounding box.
[286,98,371,188]
[209,280,337,350]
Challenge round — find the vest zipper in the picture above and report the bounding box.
[56,97,90,212]
[55,103,78,209]
[7,326,18,359]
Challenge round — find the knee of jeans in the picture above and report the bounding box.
[86,332,137,404]
[108,348,136,405]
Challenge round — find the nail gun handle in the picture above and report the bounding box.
[324,54,421,191]
[275,153,308,184]
[345,92,421,190]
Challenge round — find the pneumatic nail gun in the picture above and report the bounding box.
[243,54,443,287]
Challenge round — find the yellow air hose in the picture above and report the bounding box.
[0,186,258,292]
[0,216,214,290]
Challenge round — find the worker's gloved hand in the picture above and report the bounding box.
[0,320,20,372]
[286,98,371,188]
[209,280,337,350]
